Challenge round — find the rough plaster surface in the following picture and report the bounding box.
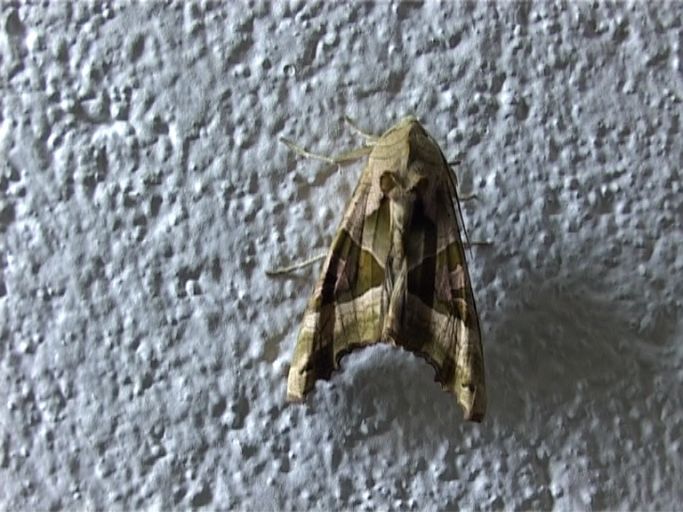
[1,0,682,510]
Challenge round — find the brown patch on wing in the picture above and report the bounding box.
[287,176,391,401]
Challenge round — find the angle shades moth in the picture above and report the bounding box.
[280,116,486,422]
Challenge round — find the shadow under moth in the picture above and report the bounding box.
[278,116,486,422]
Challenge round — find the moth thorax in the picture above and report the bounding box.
[386,193,413,280]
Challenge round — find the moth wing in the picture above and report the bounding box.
[287,173,391,401]
[389,168,487,421]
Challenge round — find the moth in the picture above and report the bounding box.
[280,116,486,422]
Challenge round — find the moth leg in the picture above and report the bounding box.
[265,252,326,276]
[343,115,379,144]
[280,137,372,165]
[463,240,492,248]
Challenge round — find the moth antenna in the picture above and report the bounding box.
[280,137,336,164]
[266,253,326,276]
[446,162,486,253]
[446,162,473,252]
[343,115,380,144]
[281,137,372,165]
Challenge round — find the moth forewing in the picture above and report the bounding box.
[285,116,486,422]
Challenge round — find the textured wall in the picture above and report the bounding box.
[1,1,682,510]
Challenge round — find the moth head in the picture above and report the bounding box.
[394,115,420,131]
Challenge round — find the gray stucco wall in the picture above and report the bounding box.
[1,1,681,509]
